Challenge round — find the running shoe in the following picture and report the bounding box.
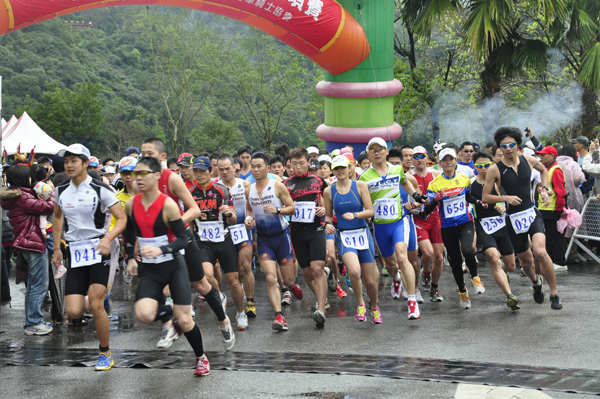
[195,356,210,376]
[157,324,179,348]
[391,279,401,299]
[533,276,545,304]
[236,312,248,330]
[122,267,132,284]
[553,264,568,272]
[281,291,292,305]
[272,314,288,331]
[220,292,227,313]
[190,306,195,317]
[459,290,471,309]
[381,266,389,276]
[70,317,88,326]
[408,299,421,320]
[462,261,468,273]
[519,267,527,277]
[313,298,330,310]
[400,281,409,300]
[415,289,424,304]
[336,283,347,299]
[104,291,112,317]
[325,267,337,292]
[220,317,235,351]
[346,275,353,293]
[94,352,114,371]
[506,294,520,311]
[313,309,326,328]
[429,287,444,302]
[245,301,257,317]
[165,296,173,306]
[550,295,563,310]
[471,276,485,294]
[54,265,67,280]
[172,318,184,336]
[24,323,53,336]
[290,284,303,300]
[355,304,366,322]
[420,271,431,288]
[339,264,347,276]
[371,308,383,324]
[197,292,205,301]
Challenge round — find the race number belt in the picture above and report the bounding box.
[339,228,369,250]
[69,238,101,268]
[509,206,537,234]
[479,215,506,235]
[229,224,249,245]
[292,201,316,223]
[138,235,173,264]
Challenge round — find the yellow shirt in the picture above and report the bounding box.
[109,187,133,231]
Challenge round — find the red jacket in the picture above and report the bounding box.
[547,161,566,212]
[0,187,55,253]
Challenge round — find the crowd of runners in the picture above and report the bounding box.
[2,125,577,376]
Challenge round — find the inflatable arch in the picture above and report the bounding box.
[0,0,402,153]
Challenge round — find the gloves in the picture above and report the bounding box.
[412,192,428,203]
[434,191,444,202]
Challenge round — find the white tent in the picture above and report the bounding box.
[1,118,6,131]
[2,115,16,135]
[2,112,67,155]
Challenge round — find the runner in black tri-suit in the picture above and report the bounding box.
[123,156,210,377]
[482,127,562,310]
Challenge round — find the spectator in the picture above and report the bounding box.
[557,145,585,238]
[0,165,55,335]
[524,126,544,151]
[582,139,600,195]
[485,142,495,154]
[570,136,590,166]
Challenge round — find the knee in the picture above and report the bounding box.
[363,277,376,290]
[421,250,433,260]
[176,314,193,332]
[193,279,210,295]
[504,261,516,272]
[226,274,240,288]
[265,273,278,287]
[66,304,83,319]
[136,309,155,325]
[433,254,444,265]
[533,249,547,260]
[348,268,360,282]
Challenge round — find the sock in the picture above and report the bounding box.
[423,271,431,275]
[459,288,467,293]
[205,287,226,322]
[431,283,439,289]
[407,295,416,302]
[395,271,401,281]
[99,345,110,354]
[282,287,290,292]
[154,304,173,324]
[184,324,205,358]
[247,297,255,303]
[275,311,282,317]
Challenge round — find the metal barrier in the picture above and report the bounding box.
[565,197,600,264]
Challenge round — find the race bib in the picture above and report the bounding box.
[69,239,101,268]
[444,195,466,218]
[229,224,249,245]
[509,206,537,234]
[374,198,399,220]
[198,221,225,242]
[340,228,369,250]
[138,235,173,264]
[292,201,315,223]
[480,216,506,235]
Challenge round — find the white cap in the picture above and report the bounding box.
[438,148,457,160]
[318,154,332,163]
[366,137,387,151]
[104,166,116,174]
[433,142,447,153]
[411,146,427,155]
[523,148,535,156]
[57,143,91,158]
[119,156,138,172]
[307,146,319,154]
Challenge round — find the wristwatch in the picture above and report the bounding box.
[353,212,358,219]
[276,207,281,214]
[225,212,233,218]
[541,186,550,191]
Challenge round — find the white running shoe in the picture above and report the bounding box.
[190,305,195,317]
[399,280,408,300]
[471,276,485,294]
[407,299,421,320]
[391,279,401,299]
[553,264,568,271]
[236,312,248,330]
[157,324,179,348]
[220,291,227,313]
[415,289,424,304]
[281,290,292,305]
[220,317,236,351]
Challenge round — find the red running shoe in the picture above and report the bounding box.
[195,356,210,376]
[339,264,347,276]
[336,283,347,299]
[290,284,303,300]
[272,314,289,331]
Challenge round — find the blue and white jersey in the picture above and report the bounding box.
[248,179,288,235]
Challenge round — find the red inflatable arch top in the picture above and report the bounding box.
[0,0,370,75]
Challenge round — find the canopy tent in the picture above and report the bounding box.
[1,118,6,131]
[2,112,67,155]
[2,115,16,134]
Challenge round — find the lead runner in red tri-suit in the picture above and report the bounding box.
[140,138,232,350]
[123,156,210,376]
[409,146,445,302]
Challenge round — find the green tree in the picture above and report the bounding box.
[189,114,244,154]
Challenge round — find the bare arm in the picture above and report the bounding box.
[274,182,296,215]
[526,155,551,206]
[51,204,65,266]
[357,181,374,219]
[244,185,255,230]
[323,186,333,223]
[169,173,201,224]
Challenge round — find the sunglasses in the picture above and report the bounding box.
[500,142,518,149]
[120,171,133,176]
[132,170,154,178]
[474,162,493,169]
[462,150,474,153]
[412,154,426,160]
[369,148,385,154]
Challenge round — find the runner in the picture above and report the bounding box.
[188,156,246,332]
[122,156,210,376]
[482,127,562,310]
[359,137,428,320]
[470,151,520,310]
[409,146,444,302]
[421,147,484,309]
[324,156,379,322]
[217,154,256,318]
[52,144,127,371]
[238,146,252,180]
[244,152,296,331]
[284,148,330,328]
[140,138,233,349]
[177,154,196,189]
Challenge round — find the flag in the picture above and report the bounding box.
[27,146,36,166]
[2,147,6,164]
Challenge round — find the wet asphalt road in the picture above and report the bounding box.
[1,255,599,398]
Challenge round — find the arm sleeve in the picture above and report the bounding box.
[123,214,137,259]
[530,136,544,151]
[100,186,119,210]
[553,169,566,212]
[23,192,56,216]
[160,218,189,254]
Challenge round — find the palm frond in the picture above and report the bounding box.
[579,42,600,90]
[401,0,461,40]
[461,0,513,59]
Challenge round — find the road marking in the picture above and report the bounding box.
[455,384,553,398]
